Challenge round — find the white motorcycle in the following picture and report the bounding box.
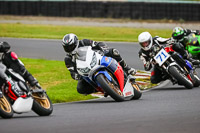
[75,46,142,102]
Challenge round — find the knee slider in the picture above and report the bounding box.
[112,49,120,56]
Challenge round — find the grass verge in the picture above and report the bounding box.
[0,23,172,42]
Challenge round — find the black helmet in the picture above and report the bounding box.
[62,33,79,54]
[185,33,199,46]
[0,42,10,52]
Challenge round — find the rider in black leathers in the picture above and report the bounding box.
[172,27,200,48]
[62,33,136,94]
[0,42,38,94]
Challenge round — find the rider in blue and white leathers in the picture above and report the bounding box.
[62,33,136,94]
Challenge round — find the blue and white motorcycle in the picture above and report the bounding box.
[75,46,142,102]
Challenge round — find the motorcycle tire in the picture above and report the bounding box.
[193,74,200,87]
[0,95,13,119]
[32,93,53,116]
[168,66,193,89]
[96,74,124,102]
[131,83,142,100]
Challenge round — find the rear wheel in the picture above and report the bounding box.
[192,70,200,87]
[0,95,13,119]
[32,93,53,116]
[168,66,193,89]
[96,74,124,102]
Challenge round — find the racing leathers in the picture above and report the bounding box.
[64,39,136,94]
[0,42,38,88]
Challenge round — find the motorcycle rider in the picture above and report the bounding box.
[62,33,136,94]
[172,27,200,48]
[138,31,196,84]
[172,27,200,65]
[0,42,39,96]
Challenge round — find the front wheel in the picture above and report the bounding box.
[32,93,53,116]
[96,74,124,102]
[0,95,13,119]
[168,66,193,89]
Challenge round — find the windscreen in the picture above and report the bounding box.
[76,46,88,61]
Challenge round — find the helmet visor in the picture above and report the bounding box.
[140,40,151,48]
[63,40,78,53]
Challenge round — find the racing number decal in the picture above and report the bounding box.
[154,49,170,66]
[155,51,167,62]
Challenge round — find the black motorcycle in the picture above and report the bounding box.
[150,43,200,89]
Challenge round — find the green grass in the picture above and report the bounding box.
[20,58,95,103]
[0,23,172,42]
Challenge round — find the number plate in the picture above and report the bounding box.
[154,48,170,66]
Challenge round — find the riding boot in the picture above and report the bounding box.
[119,59,136,75]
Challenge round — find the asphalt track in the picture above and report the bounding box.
[0,38,200,133]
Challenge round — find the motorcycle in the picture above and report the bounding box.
[185,33,200,59]
[151,43,200,89]
[0,63,53,119]
[75,46,142,102]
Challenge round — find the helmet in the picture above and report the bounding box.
[138,32,153,51]
[0,42,10,52]
[172,27,184,40]
[62,33,79,54]
[185,33,199,46]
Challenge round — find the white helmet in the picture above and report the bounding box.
[138,32,153,51]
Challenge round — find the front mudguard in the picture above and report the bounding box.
[94,70,124,92]
[94,71,112,85]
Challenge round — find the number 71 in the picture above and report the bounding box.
[156,52,167,62]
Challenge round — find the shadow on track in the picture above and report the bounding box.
[0,114,54,120]
[152,86,188,91]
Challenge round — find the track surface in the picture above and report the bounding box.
[0,38,200,133]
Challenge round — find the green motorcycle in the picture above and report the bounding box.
[185,33,200,59]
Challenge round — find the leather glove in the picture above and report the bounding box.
[71,72,81,80]
[144,61,152,71]
[128,68,137,75]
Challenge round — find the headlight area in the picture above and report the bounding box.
[90,53,97,68]
[77,67,90,74]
